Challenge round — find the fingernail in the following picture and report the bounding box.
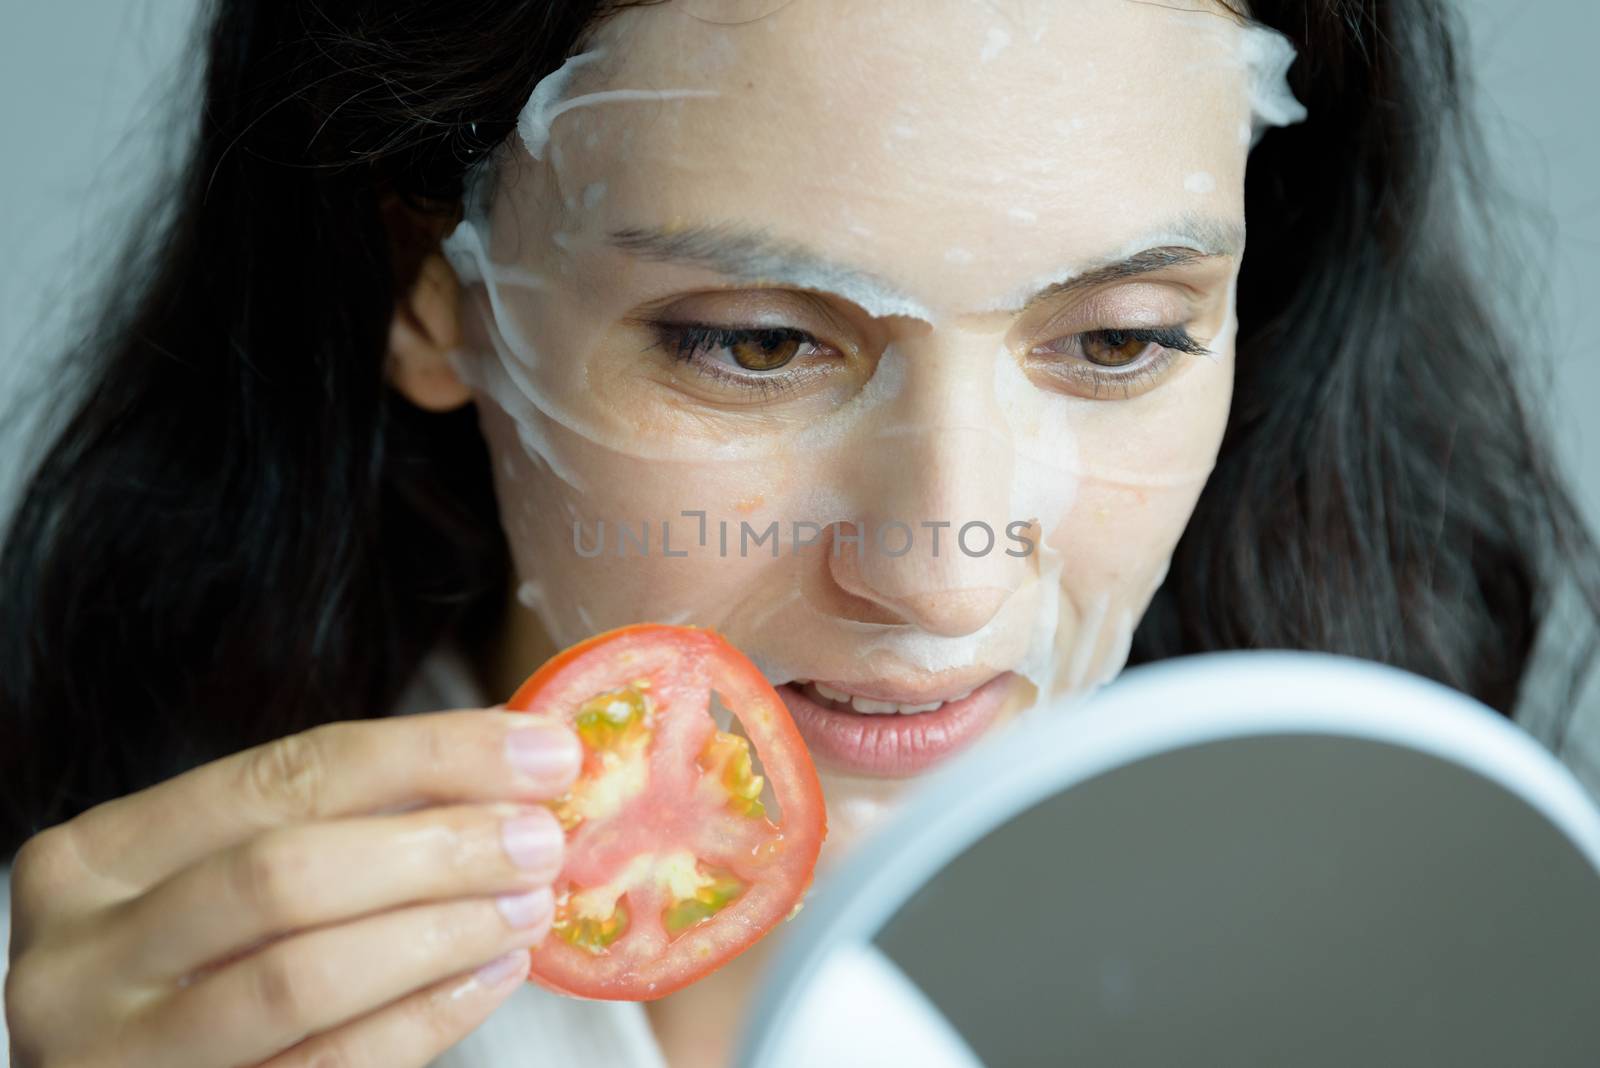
[505,724,582,790]
[497,886,555,929]
[501,810,563,877]
[473,949,528,988]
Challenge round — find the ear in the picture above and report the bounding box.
[386,250,473,412]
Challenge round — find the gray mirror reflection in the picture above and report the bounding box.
[871,734,1600,1067]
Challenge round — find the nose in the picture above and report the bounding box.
[831,575,1016,637]
[825,340,1030,637]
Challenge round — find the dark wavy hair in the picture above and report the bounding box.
[3,0,1597,858]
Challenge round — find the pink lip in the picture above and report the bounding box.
[775,673,1014,778]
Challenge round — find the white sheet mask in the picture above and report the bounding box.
[1239,17,1311,140]
[442,0,1305,719]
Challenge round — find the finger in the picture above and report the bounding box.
[64,709,580,892]
[140,886,555,1068]
[119,802,564,981]
[256,950,529,1068]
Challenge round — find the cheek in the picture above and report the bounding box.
[479,395,807,644]
[1056,345,1232,558]
[1057,477,1206,591]
[1039,353,1233,679]
[1033,479,1204,695]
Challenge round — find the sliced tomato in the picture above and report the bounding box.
[505,623,827,1001]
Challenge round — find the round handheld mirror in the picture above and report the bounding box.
[736,651,1600,1067]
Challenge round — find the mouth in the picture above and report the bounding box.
[774,672,1015,777]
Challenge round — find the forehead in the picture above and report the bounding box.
[511,0,1257,312]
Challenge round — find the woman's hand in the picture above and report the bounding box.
[4,708,582,1067]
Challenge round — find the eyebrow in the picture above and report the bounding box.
[608,222,928,319]
[605,214,1245,317]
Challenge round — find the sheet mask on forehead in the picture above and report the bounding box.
[442,0,1307,710]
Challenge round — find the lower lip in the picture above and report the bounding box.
[775,673,1014,777]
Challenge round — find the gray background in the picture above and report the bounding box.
[1,2,1597,523]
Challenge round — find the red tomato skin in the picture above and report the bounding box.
[504,623,826,1000]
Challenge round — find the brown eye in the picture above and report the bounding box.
[1081,330,1152,367]
[730,334,801,371]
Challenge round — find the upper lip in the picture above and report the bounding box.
[786,671,1006,705]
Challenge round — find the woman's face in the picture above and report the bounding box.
[449,0,1276,850]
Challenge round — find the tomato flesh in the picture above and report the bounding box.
[505,624,827,1001]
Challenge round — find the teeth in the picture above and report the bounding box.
[848,693,947,715]
[800,682,949,716]
[812,681,853,703]
[883,699,945,714]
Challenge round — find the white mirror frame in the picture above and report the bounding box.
[737,650,1600,1066]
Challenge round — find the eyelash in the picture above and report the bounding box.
[645,323,828,398]
[1039,325,1212,399]
[645,321,1211,399]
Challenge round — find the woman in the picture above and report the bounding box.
[3,0,1598,1065]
